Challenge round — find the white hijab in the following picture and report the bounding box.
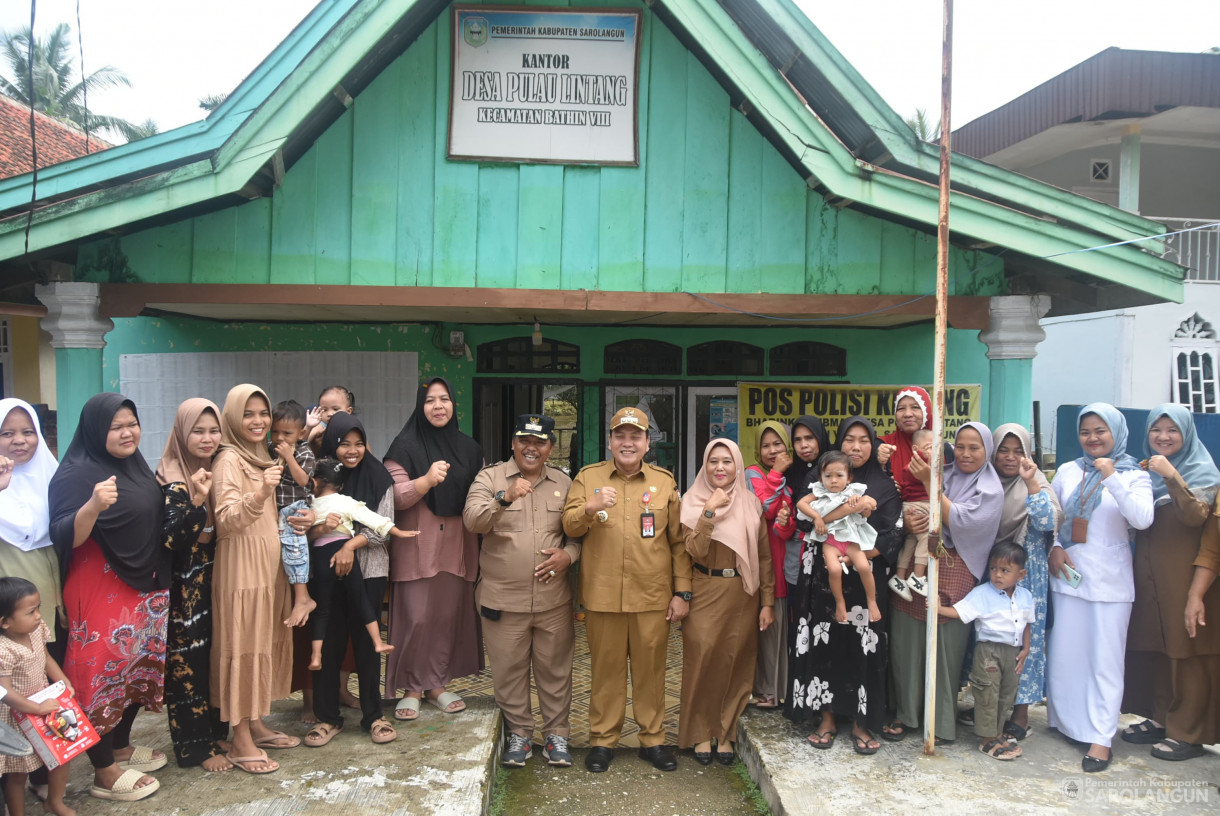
[0,399,59,552]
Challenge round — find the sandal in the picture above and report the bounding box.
[1150,739,1205,761]
[1002,720,1028,742]
[254,730,301,749]
[750,695,778,710]
[881,720,914,742]
[304,722,343,748]
[118,744,168,773]
[370,718,397,744]
[425,691,466,713]
[981,737,1021,761]
[1120,719,1165,745]
[228,751,280,774]
[89,768,160,802]
[851,733,880,755]
[395,696,422,721]
[807,728,836,750]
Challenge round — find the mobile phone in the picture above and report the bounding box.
[1059,564,1083,589]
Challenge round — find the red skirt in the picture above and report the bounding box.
[63,538,169,734]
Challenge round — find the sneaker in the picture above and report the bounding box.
[502,733,533,767]
[907,575,928,597]
[543,734,573,767]
[888,575,913,602]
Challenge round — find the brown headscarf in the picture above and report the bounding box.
[218,384,275,470]
[156,398,221,527]
[681,438,763,594]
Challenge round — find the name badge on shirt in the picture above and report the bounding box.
[641,511,655,538]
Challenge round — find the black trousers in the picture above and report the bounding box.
[86,704,141,768]
[309,540,378,642]
[311,542,385,731]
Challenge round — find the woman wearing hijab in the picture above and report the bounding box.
[1048,403,1153,772]
[680,439,775,764]
[744,420,797,709]
[48,394,182,801]
[384,377,484,720]
[1121,404,1220,762]
[156,398,233,771]
[786,417,902,753]
[306,412,398,746]
[989,423,1063,742]
[210,384,300,775]
[888,421,1004,744]
[0,399,62,648]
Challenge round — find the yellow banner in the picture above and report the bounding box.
[736,383,982,467]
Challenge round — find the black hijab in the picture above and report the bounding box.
[383,378,482,517]
[47,393,170,591]
[789,415,831,501]
[322,412,394,510]
[833,416,903,564]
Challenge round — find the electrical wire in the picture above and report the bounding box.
[23,0,37,256]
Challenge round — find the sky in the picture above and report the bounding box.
[0,0,1218,138]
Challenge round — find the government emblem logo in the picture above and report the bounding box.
[463,17,489,48]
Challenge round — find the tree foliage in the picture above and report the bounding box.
[906,107,941,142]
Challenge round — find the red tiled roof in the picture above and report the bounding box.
[0,94,111,179]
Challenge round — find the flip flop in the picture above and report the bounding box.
[394,696,422,721]
[425,691,466,713]
[807,729,836,750]
[851,733,880,755]
[228,751,279,774]
[118,745,168,772]
[881,720,915,742]
[369,718,397,744]
[304,722,342,748]
[254,731,301,749]
[89,768,160,802]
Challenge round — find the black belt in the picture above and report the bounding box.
[693,562,738,578]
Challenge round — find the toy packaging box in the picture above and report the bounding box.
[14,681,99,769]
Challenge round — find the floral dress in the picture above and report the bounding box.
[1015,491,1057,706]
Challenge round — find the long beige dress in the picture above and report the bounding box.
[210,449,292,722]
[678,516,774,748]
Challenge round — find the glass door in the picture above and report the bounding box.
[686,387,739,483]
[602,385,679,474]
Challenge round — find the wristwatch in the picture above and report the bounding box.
[703,509,715,519]
[495,490,512,507]
[673,591,692,602]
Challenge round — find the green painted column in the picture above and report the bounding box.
[35,282,113,450]
[977,295,1051,430]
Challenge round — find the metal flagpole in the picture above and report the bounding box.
[923,0,954,756]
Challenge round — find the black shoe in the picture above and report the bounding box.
[638,744,678,771]
[693,750,713,766]
[585,746,613,773]
[715,750,735,766]
[1082,753,1111,773]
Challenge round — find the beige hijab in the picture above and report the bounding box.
[157,398,221,527]
[681,438,763,594]
[218,384,275,470]
[992,423,1063,547]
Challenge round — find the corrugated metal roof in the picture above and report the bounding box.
[954,48,1220,159]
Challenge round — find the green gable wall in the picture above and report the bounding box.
[79,1,1005,297]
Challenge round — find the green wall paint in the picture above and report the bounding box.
[78,2,1006,298]
[56,348,104,448]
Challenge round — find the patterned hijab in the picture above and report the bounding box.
[1057,403,1141,549]
[992,423,1062,548]
[156,398,221,528]
[0,399,58,553]
[681,439,763,594]
[941,421,1004,581]
[887,386,933,502]
[1142,404,1220,506]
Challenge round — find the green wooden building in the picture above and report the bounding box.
[0,0,1183,482]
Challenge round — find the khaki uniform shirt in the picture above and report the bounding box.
[563,460,692,613]
[465,460,580,614]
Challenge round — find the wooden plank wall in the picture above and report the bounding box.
[109,1,1003,296]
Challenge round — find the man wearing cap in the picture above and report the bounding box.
[464,414,581,769]
[563,406,692,773]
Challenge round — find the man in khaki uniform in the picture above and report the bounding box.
[563,406,692,773]
[465,414,581,768]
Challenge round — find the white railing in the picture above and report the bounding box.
[1150,217,1220,282]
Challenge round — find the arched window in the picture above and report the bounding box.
[1171,314,1219,412]
[477,337,580,373]
[686,341,764,377]
[769,341,847,378]
[604,339,682,376]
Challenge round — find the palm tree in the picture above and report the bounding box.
[0,23,149,142]
[198,92,228,113]
[906,107,941,143]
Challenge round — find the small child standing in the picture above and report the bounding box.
[889,428,934,601]
[796,451,880,624]
[270,400,318,628]
[940,541,1034,761]
[308,458,417,671]
[0,577,76,816]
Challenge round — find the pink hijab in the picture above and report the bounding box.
[681,438,763,594]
